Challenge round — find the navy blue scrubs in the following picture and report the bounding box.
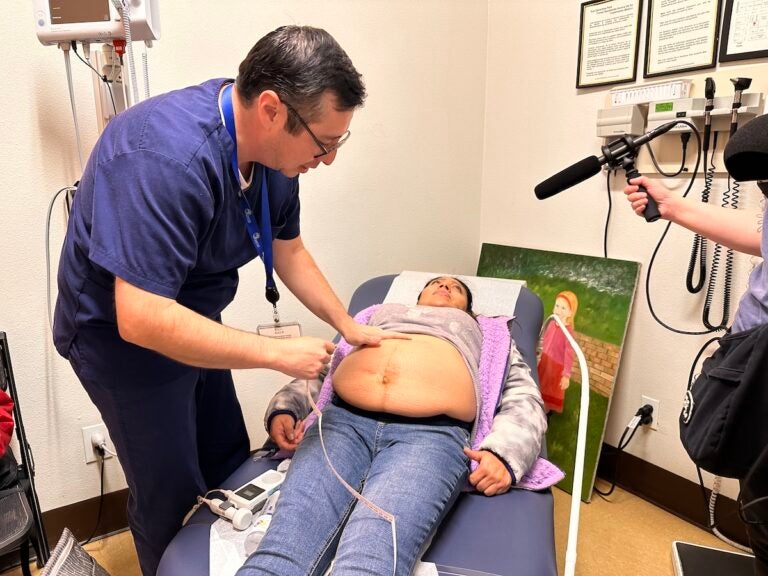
[54,79,301,575]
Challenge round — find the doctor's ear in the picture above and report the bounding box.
[256,90,284,125]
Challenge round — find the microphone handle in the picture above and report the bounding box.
[625,168,660,222]
[638,184,661,222]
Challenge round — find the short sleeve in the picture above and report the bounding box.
[88,150,214,299]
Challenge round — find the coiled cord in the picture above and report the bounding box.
[686,134,716,294]
[702,169,740,330]
[643,122,721,335]
[111,0,140,106]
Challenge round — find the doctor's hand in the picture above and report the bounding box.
[272,337,335,380]
[624,176,679,220]
[464,448,513,496]
[269,414,305,451]
[340,323,411,347]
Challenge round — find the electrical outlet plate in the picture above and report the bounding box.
[641,395,660,431]
[81,423,113,463]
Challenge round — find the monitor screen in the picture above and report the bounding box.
[49,0,110,25]
[235,484,265,501]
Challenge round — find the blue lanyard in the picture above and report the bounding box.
[221,83,280,312]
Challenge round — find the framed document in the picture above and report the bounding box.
[644,0,722,78]
[719,0,768,62]
[577,0,643,89]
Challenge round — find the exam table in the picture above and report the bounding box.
[158,274,557,576]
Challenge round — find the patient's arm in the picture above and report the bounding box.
[464,448,513,496]
[270,414,306,451]
[479,340,547,484]
[264,373,325,433]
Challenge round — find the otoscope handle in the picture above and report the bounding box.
[637,183,661,222]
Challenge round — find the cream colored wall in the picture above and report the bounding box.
[482,0,767,499]
[0,1,487,511]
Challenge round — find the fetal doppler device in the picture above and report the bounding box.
[199,468,285,531]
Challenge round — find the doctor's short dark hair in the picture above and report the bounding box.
[419,276,475,316]
[237,25,366,135]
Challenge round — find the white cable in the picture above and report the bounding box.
[46,186,77,332]
[708,475,753,553]
[183,489,227,526]
[60,43,85,172]
[546,314,590,576]
[307,381,398,576]
[97,443,118,457]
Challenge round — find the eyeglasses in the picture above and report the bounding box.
[283,101,351,158]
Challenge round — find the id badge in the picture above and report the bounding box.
[257,321,302,339]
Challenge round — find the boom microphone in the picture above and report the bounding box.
[534,156,602,200]
[534,120,680,222]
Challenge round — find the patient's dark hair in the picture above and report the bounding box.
[418,276,475,317]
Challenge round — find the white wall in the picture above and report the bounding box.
[0,0,487,511]
[482,0,767,499]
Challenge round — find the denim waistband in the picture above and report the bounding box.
[331,395,473,431]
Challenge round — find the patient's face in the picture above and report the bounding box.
[417,277,469,311]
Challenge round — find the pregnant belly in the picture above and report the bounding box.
[332,334,476,422]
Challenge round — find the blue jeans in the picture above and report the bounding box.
[237,401,470,576]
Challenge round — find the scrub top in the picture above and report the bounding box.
[53,78,301,360]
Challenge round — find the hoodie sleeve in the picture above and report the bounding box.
[478,339,547,483]
[263,367,327,434]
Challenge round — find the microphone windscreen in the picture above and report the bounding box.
[535,156,602,199]
[724,114,768,182]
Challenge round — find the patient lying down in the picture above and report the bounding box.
[236,277,547,576]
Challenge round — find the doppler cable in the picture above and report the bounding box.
[306,381,397,576]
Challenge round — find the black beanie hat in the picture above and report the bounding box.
[724,113,768,182]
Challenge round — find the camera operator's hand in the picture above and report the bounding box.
[624,176,762,256]
[624,176,679,220]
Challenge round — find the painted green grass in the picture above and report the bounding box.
[477,244,638,345]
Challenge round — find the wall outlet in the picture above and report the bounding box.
[82,423,113,464]
[641,395,660,430]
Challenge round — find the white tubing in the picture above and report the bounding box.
[709,476,752,553]
[61,45,85,171]
[546,314,590,576]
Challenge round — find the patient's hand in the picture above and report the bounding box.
[340,322,411,347]
[269,414,305,451]
[464,448,513,496]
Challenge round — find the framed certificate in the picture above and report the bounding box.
[719,0,768,62]
[577,0,643,88]
[644,0,722,78]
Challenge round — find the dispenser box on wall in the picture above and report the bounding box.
[34,0,161,45]
[596,104,647,138]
